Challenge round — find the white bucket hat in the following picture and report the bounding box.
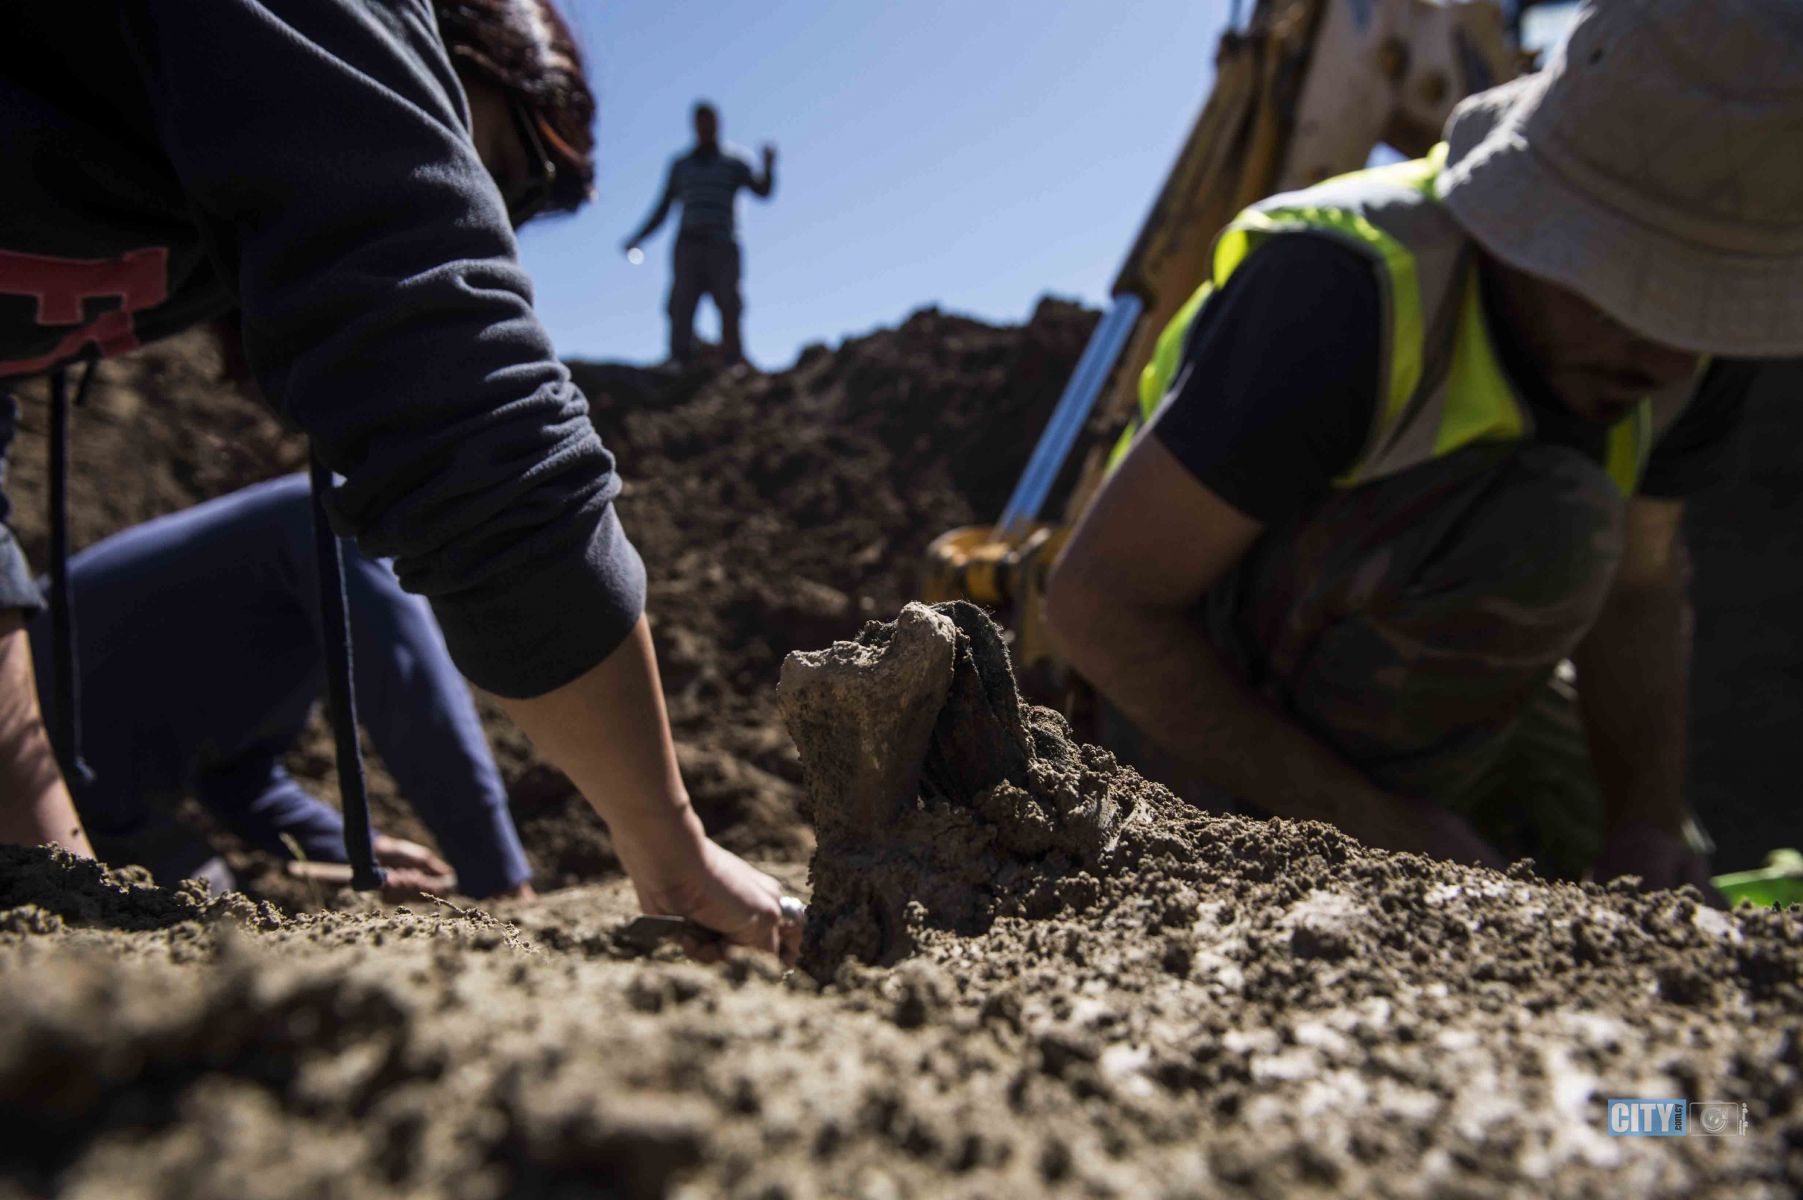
[1438,0,1803,358]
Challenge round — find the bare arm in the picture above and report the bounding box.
[496,615,799,961]
[625,168,677,249]
[1573,498,1690,829]
[1571,497,1715,895]
[749,144,776,198]
[0,618,92,857]
[1045,437,1501,864]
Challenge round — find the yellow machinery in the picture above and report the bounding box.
[924,0,1519,699]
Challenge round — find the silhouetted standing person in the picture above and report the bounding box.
[625,102,775,365]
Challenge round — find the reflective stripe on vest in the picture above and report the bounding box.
[1112,148,1693,496]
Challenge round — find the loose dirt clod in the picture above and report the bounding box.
[778,603,958,834]
[782,602,1141,975]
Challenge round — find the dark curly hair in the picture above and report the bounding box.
[434,0,596,214]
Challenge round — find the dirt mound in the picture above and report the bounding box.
[2,300,1097,890]
[1,609,1797,1198]
[9,308,1797,891]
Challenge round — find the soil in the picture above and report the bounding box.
[1,309,1800,1196]
[1,603,1798,1197]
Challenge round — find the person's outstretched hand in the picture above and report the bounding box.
[1591,819,1723,906]
[497,617,803,966]
[374,833,458,901]
[760,142,777,169]
[613,805,800,966]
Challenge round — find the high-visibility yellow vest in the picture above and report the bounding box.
[1112,148,1700,495]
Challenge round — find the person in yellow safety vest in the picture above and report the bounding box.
[1045,0,1803,897]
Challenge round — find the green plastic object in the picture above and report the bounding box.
[1713,848,1803,908]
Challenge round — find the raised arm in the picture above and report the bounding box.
[749,144,776,198]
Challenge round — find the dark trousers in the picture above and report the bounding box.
[1108,444,1627,877]
[668,232,743,363]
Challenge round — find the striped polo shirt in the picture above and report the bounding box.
[668,146,758,238]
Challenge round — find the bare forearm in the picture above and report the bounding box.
[496,615,796,955]
[629,193,673,245]
[0,622,92,857]
[495,615,702,866]
[1573,581,1690,833]
[1051,592,1431,852]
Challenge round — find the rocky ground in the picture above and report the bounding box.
[1,310,1800,1196]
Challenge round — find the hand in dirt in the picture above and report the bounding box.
[618,824,800,966]
[374,834,457,902]
[1591,820,1724,907]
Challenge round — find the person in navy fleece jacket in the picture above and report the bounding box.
[0,1,797,961]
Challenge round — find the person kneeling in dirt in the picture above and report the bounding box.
[1046,0,1803,898]
[0,0,798,960]
[27,476,532,902]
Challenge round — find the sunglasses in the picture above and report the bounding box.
[501,98,559,227]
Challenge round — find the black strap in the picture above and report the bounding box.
[47,362,97,787]
[308,455,383,892]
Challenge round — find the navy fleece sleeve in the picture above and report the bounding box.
[120,0,644,698]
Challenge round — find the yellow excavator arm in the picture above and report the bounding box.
[1093,0,1518,504]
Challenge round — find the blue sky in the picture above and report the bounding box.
[519,1,1235,370]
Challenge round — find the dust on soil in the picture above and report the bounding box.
[2,603,1799,1198]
